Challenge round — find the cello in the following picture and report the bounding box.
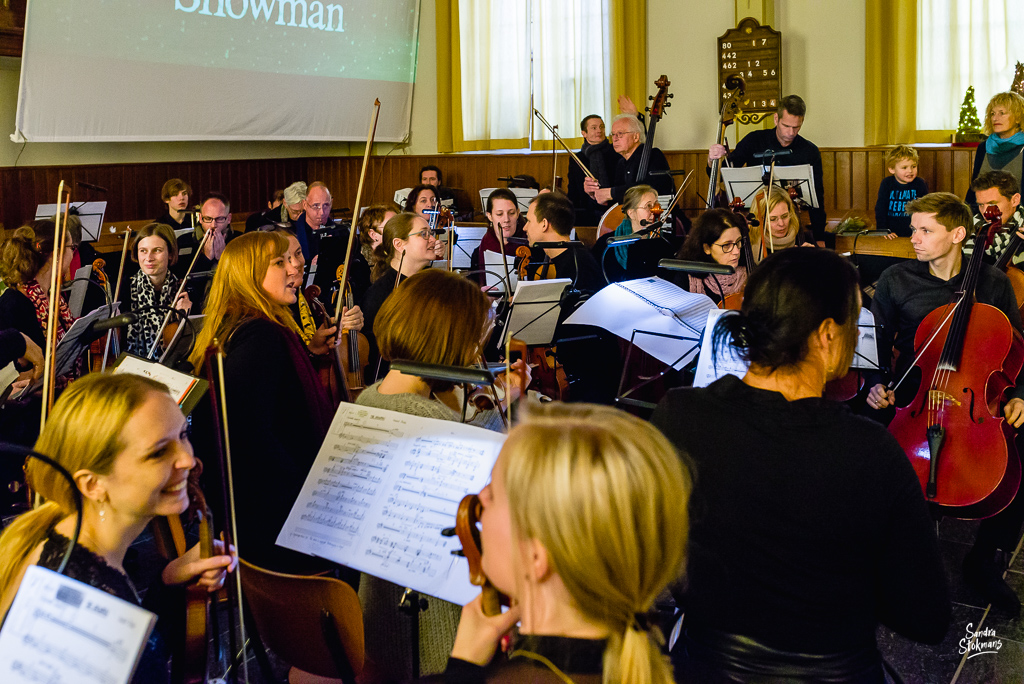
[888,206,1024,518]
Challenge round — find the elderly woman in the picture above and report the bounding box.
[592,183,676,282]
[968,91,1024,204]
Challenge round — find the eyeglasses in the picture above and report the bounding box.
[610,132,634,139]
[408,229,436,241]
[201,215,230,225]
[307,203,331,212]
[713,239,743,253]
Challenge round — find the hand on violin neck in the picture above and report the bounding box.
[451,595,521,666]
[161,539,236,591]
[339,305,364,333]
[496,359,532,407]
[308,321,339,356]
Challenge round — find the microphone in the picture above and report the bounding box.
[88,313,138,334]
[184,270,215,281]
[753,148,794,159]
[76,181,109,193]
[606,227,658,246]
[657,259,736,276]
[503,236,530,247]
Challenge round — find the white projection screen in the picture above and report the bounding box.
[13,0,421,142]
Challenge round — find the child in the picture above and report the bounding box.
[875,145,928,238]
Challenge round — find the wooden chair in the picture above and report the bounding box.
[239,559,365,683]
[597,203,625,238]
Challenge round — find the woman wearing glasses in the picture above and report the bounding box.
[361,213,439,383]
[592,184,676,283]
[405,184,448,260]
[675,208,748,305]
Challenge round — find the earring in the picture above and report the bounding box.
[98,504,105,522]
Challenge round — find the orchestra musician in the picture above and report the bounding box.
[967,91,1024,205]
[707,95,829,244]
[582,113,674,206]
[866,192,1024,616]
[0,373,235,684]
[591,184,676,282]
[122,223,192,358]
[445,402,690,683]
[405,184,448,260]
[356,205,397,284]
[750,185,816,260]
[174,191,234,281]
[361,212,438,383]
[673,208,748,304]
[292,180,333,262]
[246,181,307,232]
[963,170,1024,264]
[155,178,197,233]
[355,268,529,680]
[472,188,526,283]
[186,231,339,578]
[567,114,620,226]
[522,192,604,293]
[418,165,458,211]
[652,248,951,682]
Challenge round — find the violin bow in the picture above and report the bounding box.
[39,181,71,431]
[551,124,559,190]
[660,170,694,221]
[101,230,132,370]
[147,227,213,359]
[335,98,381,325]
[203,340,249,684]
[533,109,595,180]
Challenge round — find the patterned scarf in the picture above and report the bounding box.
[127,270,182,357]
[22,279,79,383]
[297,294,317,345]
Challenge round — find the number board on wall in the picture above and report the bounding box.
[717,17,782,125]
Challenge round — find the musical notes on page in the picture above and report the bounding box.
[0,566,156,684]
[277,403,506,605]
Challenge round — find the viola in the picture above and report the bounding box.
[989,207,1024,317]
[304,283,366,405]
[718,197,757,311]
[450,494,507,616]
[888,208,1024,518]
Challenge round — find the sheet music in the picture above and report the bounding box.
[693,309,748,387]
[277,403,506,605]
[0,565,156,684]
[36,202,108,242]
[852,307,879,370]
[501,278,571,346]
[0,362,18,399]
[20,303,119,399]
[65,265,93,318]
[564,277,715,369]
[112,355,199,405]
[452,225,488,271]
[483,250,517,292]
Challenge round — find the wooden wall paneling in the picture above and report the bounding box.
[849,151,868,213]
[820,152,836,216]
[834,151,852,213]
[866,150,887,217]
[953,149,972,197]
[934,149,953,194]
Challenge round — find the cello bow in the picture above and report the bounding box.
[39,181,72,431]
[533,109,596,180]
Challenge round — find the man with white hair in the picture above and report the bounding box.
[246,181,308,232]
[583,113,674,206]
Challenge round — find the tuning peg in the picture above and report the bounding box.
[649,95,654,100]
[668,94,674,98]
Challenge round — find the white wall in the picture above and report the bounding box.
[647,0,865,150]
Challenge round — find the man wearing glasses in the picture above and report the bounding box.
[583,113,674,207]
[175,191,234,282]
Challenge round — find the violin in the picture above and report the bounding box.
[706,75,745,209]
[990,207,1024,317]
[888,207,1024,518]
[516,244,557,281]
[718,197,757,311]
[449,494,508,616]
[303,283,367,405]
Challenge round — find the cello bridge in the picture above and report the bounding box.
[928,389,961,407]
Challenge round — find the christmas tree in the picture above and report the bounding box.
[955,86,985,143]
[1012,61,1024,98]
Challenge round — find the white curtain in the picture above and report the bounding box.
[457,0,610,147]
[531,0,610,146]
[458,0,532,143]
[917,0,1024,130]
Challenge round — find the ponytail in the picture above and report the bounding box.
[0,502,65,610]
[605,626,675,684]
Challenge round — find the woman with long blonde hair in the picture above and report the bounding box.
[187,231,335,579]
[749,186,814,261]
[0,373,233,684]
[448,402,691,683]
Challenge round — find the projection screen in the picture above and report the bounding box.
[13,0,421,142]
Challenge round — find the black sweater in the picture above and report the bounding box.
[0,288,44,348]
[610,145,675,204]
[651,376,951,653]
[726,128,827,233]
[874,176,928,237]
[0,328,26,367]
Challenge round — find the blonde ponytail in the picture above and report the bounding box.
[502,402,692,684]
[0,502,65,604]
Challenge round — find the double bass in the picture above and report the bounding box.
[888,206,1024,518]
[706,75,746,209]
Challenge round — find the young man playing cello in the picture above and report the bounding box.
[867,192,1024,615]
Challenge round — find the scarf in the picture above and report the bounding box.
[688,266,748,304]
[23,279,78,384]
[127,270,182,357]
[611,217,634,269]
[281,326,334,439]
[985,131,1024,169]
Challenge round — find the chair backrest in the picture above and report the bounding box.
[597,203,626,237]
[394,188,412,210]
[239,559,364,680]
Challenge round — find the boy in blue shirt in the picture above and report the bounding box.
[875,145,929,237]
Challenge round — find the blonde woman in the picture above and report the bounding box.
[749,186,814,261]
[0,373,234,684]
[970,91,1024,194]
[187,231,336,578]
[448,402,690,683]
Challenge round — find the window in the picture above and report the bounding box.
[917,0,1024,130]
[457,0,611,149]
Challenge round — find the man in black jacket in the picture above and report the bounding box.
[567,115,620,226]
[708,94,828,243]
[583,114,674,206]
